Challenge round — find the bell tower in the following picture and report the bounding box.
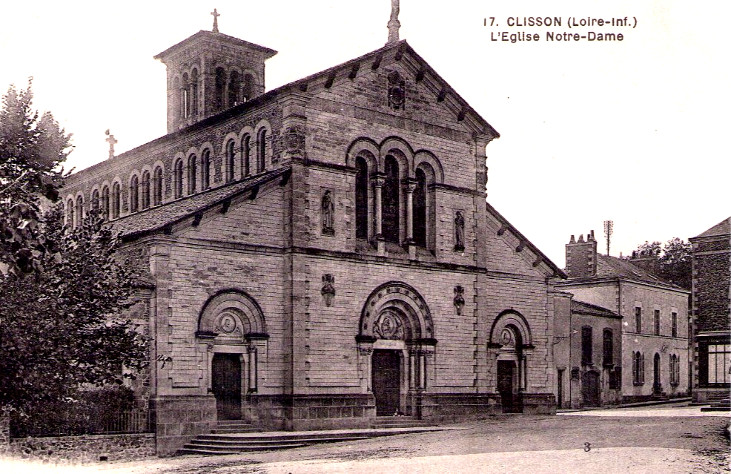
[154,9,277,133]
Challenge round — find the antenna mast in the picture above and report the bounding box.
[603,220,613,256]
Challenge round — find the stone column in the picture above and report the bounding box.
[403,178,418,259]
[372,173,386,255]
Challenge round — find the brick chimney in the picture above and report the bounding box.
[566,230,598,278]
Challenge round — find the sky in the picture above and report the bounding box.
[1,0,728,266]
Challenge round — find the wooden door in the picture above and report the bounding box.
[582,370,600,407]
[212,353,242,420]
[372,350,400,416]
[498,360,518,413]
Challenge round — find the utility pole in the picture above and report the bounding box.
[603,220,613,256]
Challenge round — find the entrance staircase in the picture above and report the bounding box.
[179,418,437,455]
[701,393,731,412]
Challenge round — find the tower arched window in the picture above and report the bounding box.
[242,74,254,102]
[382,155,400,243]
[75,196,84,227]
[228,71,241,107]
[355,156,369,240]
[153,166,163,205]
[215,67,226,112]
[257,129,267,173]
[201,150,211,190]
[141,171,151,209]
[181,73,190,119]
[66,199,74,228]
[101,186,110,220]
[174,159,183,198]
[226,140,235,182]
[129,175,139,213]
[190,68,199,117]
[241,135,251,177]
[112,182,121,219]
[187,154,197,195]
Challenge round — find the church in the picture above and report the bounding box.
[62,7,565,454]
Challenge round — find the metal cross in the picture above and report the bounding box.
[105,129,117,160]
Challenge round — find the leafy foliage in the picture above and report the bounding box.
[631,237,692,289]
[0,81,148,416]
[0,79,72,276]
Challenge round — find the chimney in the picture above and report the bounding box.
[566,230,598,278]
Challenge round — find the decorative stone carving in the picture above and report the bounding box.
[453,285,465,315]
[387,70,405,110]
[454,211,465,252]
[374,310,404,340]
[285,126,305,154]
[321,274,335,306]
[321,190,334,235]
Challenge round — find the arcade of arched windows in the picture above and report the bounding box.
[349,138,443,251]
[64,123,273,224]
[175,66,258,120]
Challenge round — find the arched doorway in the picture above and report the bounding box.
[653,353,662,395]
[489,312,533,413]
[196,290,268,422]
[356,282,436,418]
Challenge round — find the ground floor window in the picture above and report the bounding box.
[632,351,645,385]
[699,341,730,386]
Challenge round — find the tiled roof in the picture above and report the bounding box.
[694,217,731,239]
[112,168,290,240]
[594,253,681,289]
[571,300,621,319]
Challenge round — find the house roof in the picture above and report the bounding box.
[113,168,290,240]
[485,201,567,278]
[692,217,731,239]
[571,300,621,319]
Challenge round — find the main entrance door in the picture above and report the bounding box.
[212,353,242,420]
[372,350,400,416]
[498,360,522,413]
[582,370,600,407]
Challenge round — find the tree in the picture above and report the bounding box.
[0,79,71,276]
[0,82,148,416]
[630,237,692,290]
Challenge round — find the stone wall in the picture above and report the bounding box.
[3,433,154,463]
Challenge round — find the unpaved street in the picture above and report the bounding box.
[3,404,729,473]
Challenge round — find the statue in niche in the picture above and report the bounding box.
[322,190,334,235]
[454,211,465,251]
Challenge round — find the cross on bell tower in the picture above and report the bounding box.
[211,8,220,33]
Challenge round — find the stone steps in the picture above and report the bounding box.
[370,416,432,429]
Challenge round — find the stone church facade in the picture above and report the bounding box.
[63,25,564,454]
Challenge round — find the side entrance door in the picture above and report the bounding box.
[372,350,400,416]
[498,360,521,413]
[212,353,242,420]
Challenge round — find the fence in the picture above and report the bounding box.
[11,409,152,438]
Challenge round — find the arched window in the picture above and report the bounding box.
[75,196,83,227]
[153,166,163,205]
[201,150,211,190]
[181,73,190,119]
[242,74,254,102]
[581,326,592,365]
[226,140,235,182]
[382,155,400,243]
[173,76,181,119]
[355,156,369,240]
[241,135,251,177]
[215,67,226,111]
[101,186,110,220]
[190,68,199,117]
[112,182,121,219]
[91,189,100,215]
[228,71,241,107]
[603,329,613,366]
[257,129,267,173]
[66,199,74,228]
[413,168,427,246]
[129,175,139,213]
[633,351,645,385]
[174,159,183,198]
[187,154,197,195]
[141,171,151,209]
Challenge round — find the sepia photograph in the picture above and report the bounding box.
[0,1,728,472]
